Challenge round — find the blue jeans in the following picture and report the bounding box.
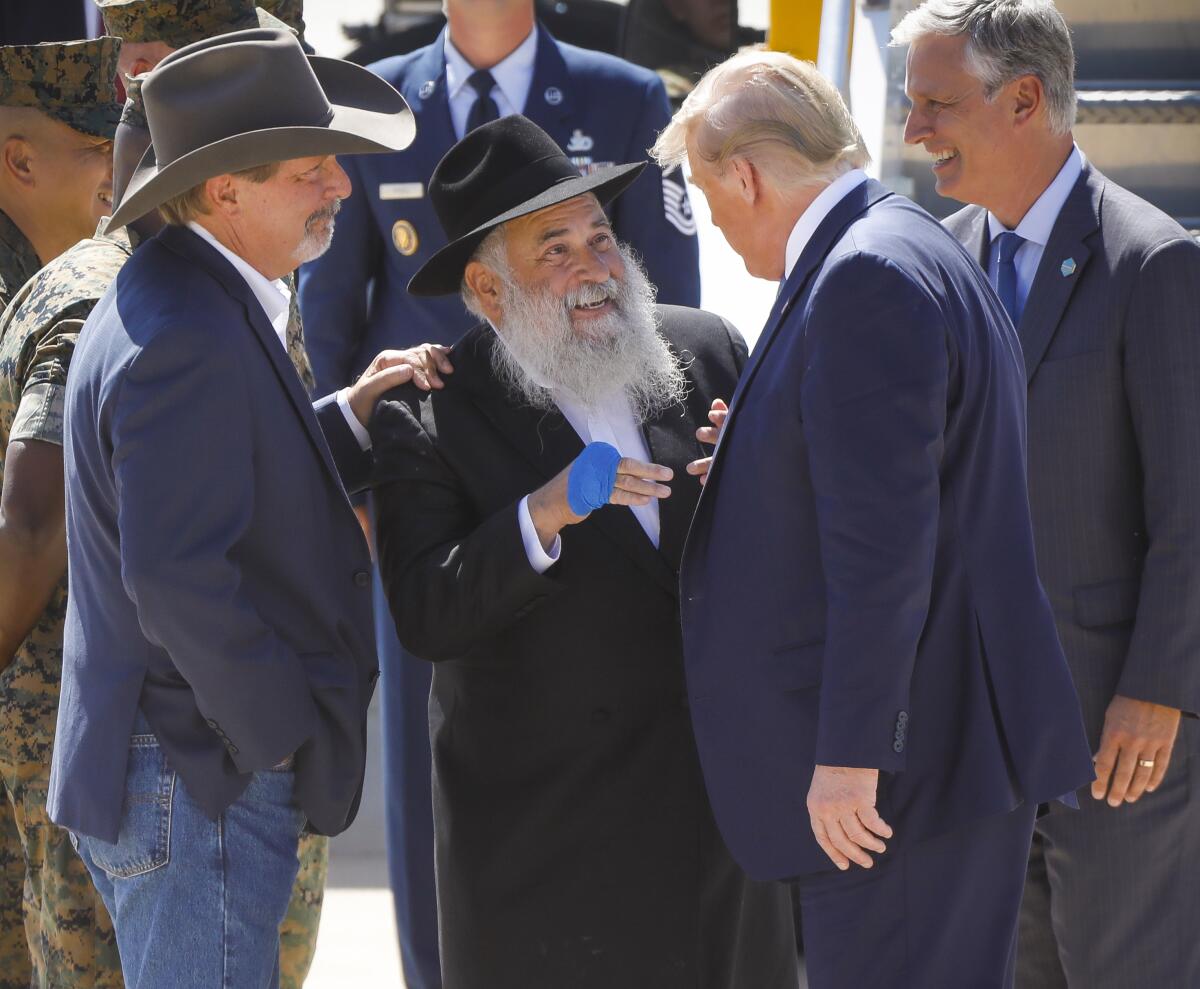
[72,720,305,988]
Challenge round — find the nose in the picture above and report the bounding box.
[574,243,613,283]
[903,105,930,146]
[327,157,352,200]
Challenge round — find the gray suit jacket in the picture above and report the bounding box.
[946,164,1200,747]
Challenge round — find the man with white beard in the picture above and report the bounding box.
[367,115,799,989]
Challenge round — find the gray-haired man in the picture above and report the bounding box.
[894,1,1200,985]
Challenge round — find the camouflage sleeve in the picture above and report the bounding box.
[9,316,84,447]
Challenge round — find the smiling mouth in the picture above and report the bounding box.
[573,299,609,312]
[930,148,959,169]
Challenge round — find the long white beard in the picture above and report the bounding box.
[489,244,689,422]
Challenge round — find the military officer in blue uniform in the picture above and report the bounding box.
[297,3,701,987]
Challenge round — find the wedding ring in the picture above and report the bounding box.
[1138,759,1155,769]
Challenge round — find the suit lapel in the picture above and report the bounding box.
[1016,167,1099,382]
[702,179,888,500]
[521,26,574,147]
[457,329,679,594]
[402,35,457,164]
[158,227,345,488]
[642,400,702,572]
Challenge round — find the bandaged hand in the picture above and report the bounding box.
[527,442,672,551]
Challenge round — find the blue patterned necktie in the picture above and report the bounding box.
[466,69,500,133]
[994,230,1026,326]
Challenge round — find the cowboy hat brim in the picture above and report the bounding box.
[106,55,415,230]
[407,160,647,297]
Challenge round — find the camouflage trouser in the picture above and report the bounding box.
[279,831,329,989]
[0,765,122,989]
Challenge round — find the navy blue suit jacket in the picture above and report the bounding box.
[49,225,379,842]
[679,180,1094,881]
[297,25,701,395]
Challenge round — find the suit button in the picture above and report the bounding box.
[590,708,612,725]
[228,742,240,756]
[897,711,909,725]
[353,570,370,588]
[893,740,904,753]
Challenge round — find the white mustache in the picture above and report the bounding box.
[562,279,619,310]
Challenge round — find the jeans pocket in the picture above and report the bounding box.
[87,734,175,879]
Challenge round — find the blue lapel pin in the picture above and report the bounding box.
[1060,257,1077,277]
[419,80,436,100]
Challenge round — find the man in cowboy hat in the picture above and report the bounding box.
[367,114,798,989]
[90,4,346,983]
[45,29,422,986]
[0,35,123,988]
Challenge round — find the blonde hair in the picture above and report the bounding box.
[651,50,870,189]
[158,161,281,226]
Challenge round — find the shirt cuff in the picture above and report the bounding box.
[518,495,561,574]
[336,387,372,451]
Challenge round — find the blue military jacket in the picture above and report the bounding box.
[298,25,701,395]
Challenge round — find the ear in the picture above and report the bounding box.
[2,136,36,188]
[205,173,240,217]
[464,260,503,324]
[728,157,762,205]
[1010,73,1043,128]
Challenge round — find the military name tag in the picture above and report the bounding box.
[379,182,425,201]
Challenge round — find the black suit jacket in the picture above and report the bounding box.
[369,307,798,989]
[946,164,1200,746]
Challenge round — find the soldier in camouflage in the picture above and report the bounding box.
[0,38,121,313]
[0,37,123,989]
[0,24,321,984]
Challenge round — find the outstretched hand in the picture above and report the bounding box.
[347,344,455,426]
[527,453,672,552]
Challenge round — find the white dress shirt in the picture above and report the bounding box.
[186,222,370,448]
[444,27,538,141]
[783,168,869,279]
[517,388,658,574]
[986,145,1084,318]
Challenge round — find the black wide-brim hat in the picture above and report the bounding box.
[408,115,646,297]
[107,28,415,230]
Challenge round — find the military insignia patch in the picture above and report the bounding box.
[392,220,419,256]
[662,172,697,236]
[566,129,594,154]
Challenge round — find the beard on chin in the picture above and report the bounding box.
[489,243,689,422]
[292,199,342,265]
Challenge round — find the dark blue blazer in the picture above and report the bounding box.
[297,25,701,395]
[679,180,1094,881]
[48,225,379,842]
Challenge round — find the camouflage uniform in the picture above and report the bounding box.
[95,0,292,45]
[0,39,123,989]
[0,211,41,315]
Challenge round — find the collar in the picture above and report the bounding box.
[185,221,290,330]
[784,168,869,278]
[445,25,539,111]
[987,144,1084,246]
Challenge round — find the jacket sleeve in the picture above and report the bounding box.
[111,320,318,771]
[369,391,562,663]
[799,253,949,771]
[298,153,381,395]
[609,73,701,308]
[1118,236,1200,717]
[312,392,374,495]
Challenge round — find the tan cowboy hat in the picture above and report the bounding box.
[106,28,415,230]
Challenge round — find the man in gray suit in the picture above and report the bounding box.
[892,1,1200,985]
